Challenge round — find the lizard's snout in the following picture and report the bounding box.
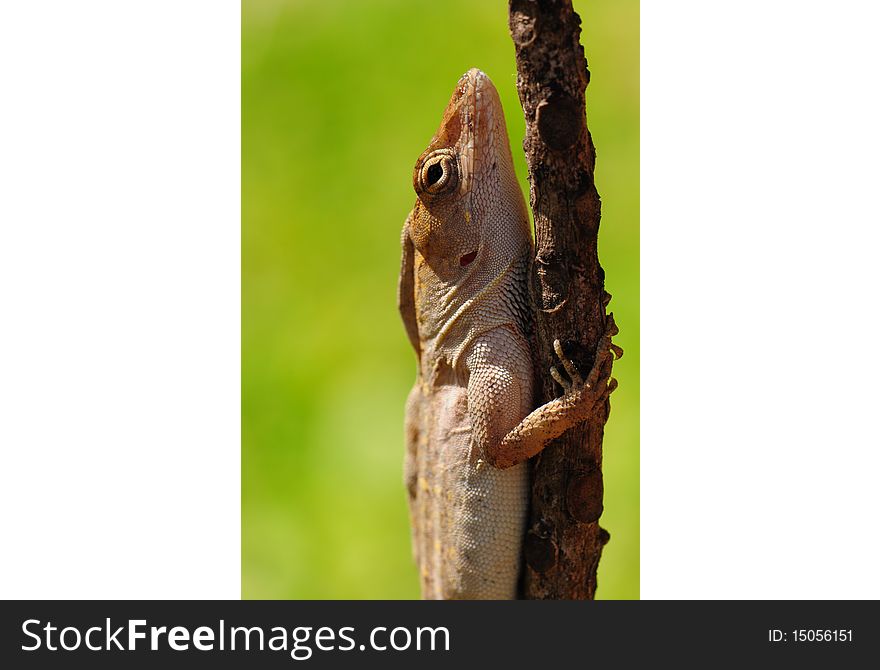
[456,68,495,100]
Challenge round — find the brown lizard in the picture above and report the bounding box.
[398,68,619,599]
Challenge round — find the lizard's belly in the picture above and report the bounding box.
[419,385,529,599]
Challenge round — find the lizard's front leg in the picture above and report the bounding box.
[484,315,622,470]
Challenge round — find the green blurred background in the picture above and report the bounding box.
[242,0,639,599]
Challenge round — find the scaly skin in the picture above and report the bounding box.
[398,69,618,600]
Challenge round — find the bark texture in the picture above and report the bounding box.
[509,0,615,600]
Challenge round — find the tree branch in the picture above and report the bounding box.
[509,0,615,599]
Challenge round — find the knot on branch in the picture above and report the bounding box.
[536,93,582,151]
[524,519,558,573]
[565,462,604,523]
[509,0,538,47]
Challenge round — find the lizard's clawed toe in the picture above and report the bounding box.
[551,339,584,388]
[549,365,570,391]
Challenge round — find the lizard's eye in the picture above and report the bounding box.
[415,150,457,197]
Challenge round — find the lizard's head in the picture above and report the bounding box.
[409,69,529,277]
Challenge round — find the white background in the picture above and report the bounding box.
[1,0,878,599]
[641,0,880,598]
[0,1,240,599]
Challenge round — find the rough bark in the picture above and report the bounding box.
[509,0,615,599]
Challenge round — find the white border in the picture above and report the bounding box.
[642,1,880,598]
[0,1,240,598]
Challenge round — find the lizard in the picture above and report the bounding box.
[398,68,620,600]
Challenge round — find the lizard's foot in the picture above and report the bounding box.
[549,314,622,406]
[489,315,623,469]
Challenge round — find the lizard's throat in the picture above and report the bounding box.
[417,251,524,370]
